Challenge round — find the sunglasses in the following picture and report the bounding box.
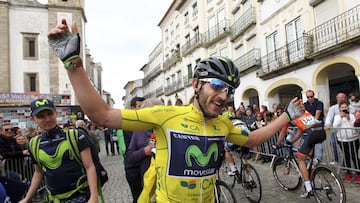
[307,96,314,98]
[199,78,235,95]
[3,128,12,132]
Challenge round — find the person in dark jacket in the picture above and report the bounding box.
[103,127,114,156]
[125,98,162,203]
[0,124,29,180]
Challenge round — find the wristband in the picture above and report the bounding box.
[64,56,82,71]
[283,112,291,121]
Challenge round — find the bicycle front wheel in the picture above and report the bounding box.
[311,165,346,203]
[272,157,302,191]
[215,180,237,203]
[241,163,262,203]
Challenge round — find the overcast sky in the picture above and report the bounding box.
[85,1,172,108]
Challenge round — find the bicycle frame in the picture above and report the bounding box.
[223,148,262,203]
[275,144,317,181]
[273,144,346,202]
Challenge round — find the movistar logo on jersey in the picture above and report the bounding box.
[185,143,218,167]
[168,130,224,178]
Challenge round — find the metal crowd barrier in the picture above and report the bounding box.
[323,127,360,174]
[250,127,298,167]
[1,156,34,181]
[250,126,360,175]
[1,156,46,202]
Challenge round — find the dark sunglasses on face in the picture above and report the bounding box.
[307,96,314,98]
[199,78,235,95]
[3,128,12,132]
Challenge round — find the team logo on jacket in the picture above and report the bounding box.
[167,130,224,178]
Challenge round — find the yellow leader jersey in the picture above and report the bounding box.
[121,104,248,203]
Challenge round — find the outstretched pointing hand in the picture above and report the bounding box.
[48,19,80,62]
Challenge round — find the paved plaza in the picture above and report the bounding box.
[99,143,359,203]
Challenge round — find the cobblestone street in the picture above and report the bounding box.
[99,143,359,203]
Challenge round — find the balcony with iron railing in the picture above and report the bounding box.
[163,50,182,71]
[164,79,183,96]
[202,19,231,47]
[306,4,360,59]
[181,34,204,56]
[155,87,164,96]
[144,89,156,99]
[233,48,261,74]
[230,7,256,42]
[143,64,162,83]
[257,35,313,79]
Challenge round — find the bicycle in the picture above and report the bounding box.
[215,179,237,203]
[272,143,346,202]
[219,147,262,203]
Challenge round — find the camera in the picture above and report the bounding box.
[342,109,349,114]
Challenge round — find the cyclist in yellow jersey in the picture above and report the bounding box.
[48,19,304,202]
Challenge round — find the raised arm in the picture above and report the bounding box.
[47,19,122,128]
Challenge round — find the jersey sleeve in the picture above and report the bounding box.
[225,124,248,146]
[121,105,165,131]
[77,131,91,152]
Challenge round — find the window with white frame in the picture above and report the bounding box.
[217,8,226,33]
[266,31,278,67]
[171,74,176,85]
[266,31,278,55]
[165,29,169,41]
[192,3,198,17]
[208,16,216,39]
[193,26,200,41]
[166,77,171,86]
[184,11,189,25]
[286,17,302,53]
[177,71,182,83]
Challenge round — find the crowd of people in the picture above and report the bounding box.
[0,18,359,203]
[220,89,360,189]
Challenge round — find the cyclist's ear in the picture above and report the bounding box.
[192,78,200,88]
[192,78,201,94]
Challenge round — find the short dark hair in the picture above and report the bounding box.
[265,111,273,118]
[130,97,145,107]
